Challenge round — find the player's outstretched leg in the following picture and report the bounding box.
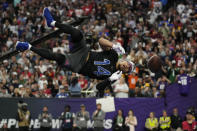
[43,7,83,43]
[43,7,55,27]
[16,41,65,65]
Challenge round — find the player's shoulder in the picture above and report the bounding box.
[110,49,119,60]
[110,48,119,56]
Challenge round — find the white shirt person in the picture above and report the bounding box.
[125,109,137,131]
[113,77,129,98]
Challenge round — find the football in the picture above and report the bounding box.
[147,55,162,73]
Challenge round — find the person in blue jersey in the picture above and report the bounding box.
[56,86,69,98]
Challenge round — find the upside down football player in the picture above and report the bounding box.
[16,8,135,90]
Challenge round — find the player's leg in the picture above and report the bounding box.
[55,22,83,43]
[43,8,89,72]
[16,41,65,65]
[30,47,65,65]
[43,7,83,43]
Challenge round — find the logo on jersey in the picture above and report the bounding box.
[93,59,111,76]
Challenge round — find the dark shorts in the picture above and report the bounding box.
[64,39,89,73]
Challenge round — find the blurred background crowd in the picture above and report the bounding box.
[0,0,197,98]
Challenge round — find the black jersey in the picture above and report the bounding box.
[79,49,119,80]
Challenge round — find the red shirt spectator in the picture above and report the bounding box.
[43,88,51,95]
[22,67,32,79]
[82,3,93,15]
[78,75,88,89]
[182,111,197,131]
[182,121,197,131]
[43,83,51,97]
[174,53,184,67]
[68,9,74,17]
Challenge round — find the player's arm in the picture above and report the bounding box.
[96,71,122,91]
[98,37,113,50]
[98,37,125,55]
[164,76,171,84]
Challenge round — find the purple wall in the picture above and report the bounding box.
[165,78,197,118]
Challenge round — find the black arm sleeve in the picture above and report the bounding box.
[96,78,111,91]
[96,79,117,97]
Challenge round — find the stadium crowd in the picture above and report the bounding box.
[0,0,197,98]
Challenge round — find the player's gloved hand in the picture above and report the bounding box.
[112,43,125,55]
[109,71,122,82]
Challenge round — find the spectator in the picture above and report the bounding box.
[56,85,69,98]
[167,60,179,83]
[156,76,171,97]
[38,106,52,131]
[177,69,191,96]
[74,104,90,131]
[127,72,138,91]
[112,109,126,131]
[25,87,34,98]
[13,88,20,97]
[0,87,11,97]
[8,85,14,96]
[43,83,52,98]
[182,109,197,131]
[130,87,142,97]
[85,79,98,97]
[125,109,137,131]
[16,103,31,131]
[141,75,154,97]
[171,108,182,131]
[78,75,88,90]
[113,77,129,98]
[18,84,26,98]
[38,75,48,90]
[152,87,160,98]
[159,110,171,131]
[188,107,197,121]
[145,112,158,131]
[69,77,81,97]
[104,88,112,98]
[22,66,32,80]
[47,79,57,97]
[59,105,75,131]
[92,103,106,131]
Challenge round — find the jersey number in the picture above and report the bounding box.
[94,59,111,76]
[181,79,187,86]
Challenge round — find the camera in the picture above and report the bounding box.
[85,33,93,45]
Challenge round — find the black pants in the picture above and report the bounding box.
[19,126,29,131]
[146,128,158,131]
[113,126,124,131]
[30,22,89,72]
[62,127,73,131]
[40,127,51,131]
[94,127,104,131]
[73,127,87,131]
[159,128,170,131]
